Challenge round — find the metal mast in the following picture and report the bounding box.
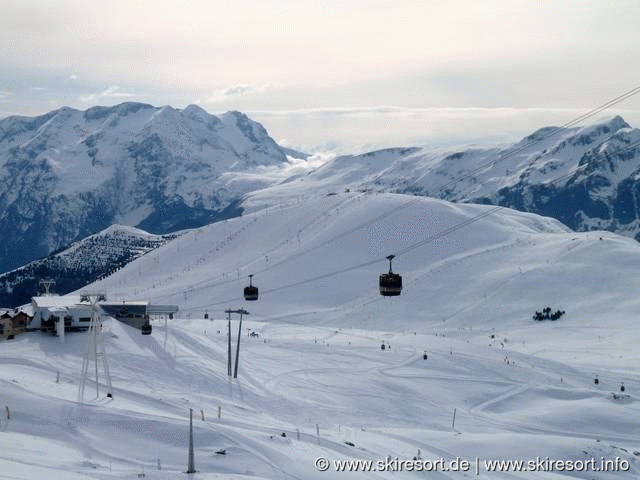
[225,308,249,378]
[39,278,56,295]
[187,408,195,474]
[78,293,112,402]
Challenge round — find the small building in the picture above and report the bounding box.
[30,295,178,334]
[0,312,11,338]
[30,295,93,333]
[0,309,32,339]
[11,311,31,334]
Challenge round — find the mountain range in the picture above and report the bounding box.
[260,115,640,239]
[3,107,640,477]
[1,103,640,306]
[0,102,293,273]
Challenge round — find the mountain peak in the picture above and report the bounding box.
[182,104,212,121]
[84,102,154,121]
[602,114,630,132]
[520,115,631,145]
[221,110,273,147]
[222,110,259,127]
[0,102,290,272]
[223,110,248,119]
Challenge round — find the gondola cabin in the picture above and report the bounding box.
[141,322,152,335]
[379,254,402,296]
[244,274,259,301]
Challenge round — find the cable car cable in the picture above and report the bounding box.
[436,85,640,195]
[187,160,595,311]
[174,85,640,308]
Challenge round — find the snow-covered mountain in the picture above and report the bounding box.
[0,224,178,307]
[0,102,290,272]
[257,116,640,239]
[3,191,640,478]
[3,105,640,305]
[90,190,640,333]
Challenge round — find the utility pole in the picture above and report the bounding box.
[225,309,249,378]
[227,310,232,376]
[234,309,248,378]
[186,408,195,474]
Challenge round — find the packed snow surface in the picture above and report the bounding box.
[2,192,640,478]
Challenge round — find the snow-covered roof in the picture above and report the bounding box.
[31,295,84,309]
[105,300,149,306]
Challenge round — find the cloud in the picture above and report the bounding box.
[206,84,268,103]
[78,85,135,104]
[245,105,640,156]
[68,74,78,81]
[250,106,593,119]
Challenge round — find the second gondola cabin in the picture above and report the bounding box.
[244,274,259,301]
[141,321,152,335]
[379,254,402,296]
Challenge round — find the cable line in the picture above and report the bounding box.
[436,85,640,195]
[195,164,591,310]
[176,85,640,306]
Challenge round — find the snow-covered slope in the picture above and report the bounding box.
[2,192,640,478]
[249,116,640,240]
[3,107,639,292]
[0,103,290,272]
[0,224,178,308]
[91,191,640,340]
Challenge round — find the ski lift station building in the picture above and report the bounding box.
[30,295,92,332]
[30,295,179,333]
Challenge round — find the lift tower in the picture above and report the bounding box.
[78,293,112,402]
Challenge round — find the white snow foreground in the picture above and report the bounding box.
[2,192,640,479]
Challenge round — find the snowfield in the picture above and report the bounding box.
[2,191,640,478]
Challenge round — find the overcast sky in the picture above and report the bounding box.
[1,0,639,153]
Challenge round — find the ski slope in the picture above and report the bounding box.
[2,192,640,478]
